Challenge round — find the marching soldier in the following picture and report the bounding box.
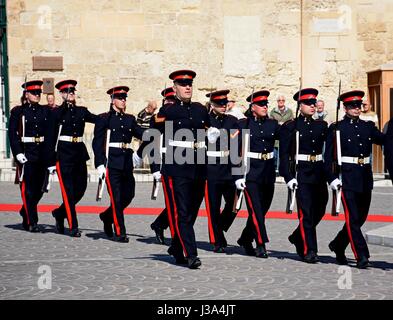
[235,90,280,258]
[149,87,177,245]
[49,80,98,237]
[279,88,328,263]
[325,90,385,268]
[151,69,220,269]
[92,86,146,243]
[204,89,239,253]
[8,80,53,232]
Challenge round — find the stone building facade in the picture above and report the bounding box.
[5,0,393,127]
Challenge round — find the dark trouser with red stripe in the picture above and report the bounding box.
[19,162,47,227]
[291,182,328,255]
[151,209,169,231]
[330,189,371,260]
[238,181,275,246]
[101,167,135,237]
[205,179,236,247]
[54,161,88,230]
[166,176,205,259]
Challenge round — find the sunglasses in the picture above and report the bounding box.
[301,99,317,106]
[28,90,42,96]
[176,81,193,87]
[113,93,128,100]
[345,102,362,109]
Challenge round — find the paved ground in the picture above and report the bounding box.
[1,181,393,300]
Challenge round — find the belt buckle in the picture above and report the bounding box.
[358,157,364,164]
[260,153,268,160]
[309,155,317,162]
[72,137,78,143]
[121,142,127,149]
[193,141,199,149]
[35,137,41,143]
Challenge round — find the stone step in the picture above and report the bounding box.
[366,224,393,248]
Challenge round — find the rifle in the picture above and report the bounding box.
[151,84,167,200]
[42,86,71,193]
[96,129,111,201]
[234,87,254,212]
[96,92,114,201]
[15,76,27,184]
[331,80,342,216]
[285,79,302,214]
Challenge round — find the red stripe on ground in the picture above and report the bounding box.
[0,204,392,222]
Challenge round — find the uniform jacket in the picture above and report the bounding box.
[92,108,145,171]
[325,115,385,192]
[8,103,52,164]
[235,115,280,184]
[48,102,98,165]
[279,114,328,184]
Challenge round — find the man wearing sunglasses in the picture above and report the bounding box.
[149,69,219,269]
[279,88,329,264]
[8,80,53,232]
[235,90,280,258]
[48,80,98,237]
[93,86,146,243]
[325,90,385,268]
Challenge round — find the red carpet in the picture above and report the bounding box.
[0,204,393,222]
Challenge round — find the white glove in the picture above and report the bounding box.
[207,127,221,144]
[287,178,298,190]
[235,178,246,191]
[47,166,56,175]
[133,153,143,168]
[330,178,342,191]
[16,153,28,164]
[152,171,161,181]
[97,165,106,179]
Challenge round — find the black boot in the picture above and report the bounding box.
[52,210,64,234]
[21,215,29,231]
[70,228,82,237]
[213,244,225,253]
[304,250,318,264]
[356,256,370,269]
[114,235,129,243]
[328,242,348,265]
[255,245,268,258]
[187,256,202,269]
[99,213,113,238]
[167,246,187,264]
[237,238,256,256]
[288,234,304,259]
[29,224,40,233]
[151,223,165,245]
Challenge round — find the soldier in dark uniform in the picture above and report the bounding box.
[325,90,385,268]
[92,86,146,243]
[279,88,328,263]
[384,117,393,184]
[235,90,280,258]
[149,87,177,245]
[204,89,239,253]
[49,80,98,237]
[8,80,52,232]
[151,70,220,269]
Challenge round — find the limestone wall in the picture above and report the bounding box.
[6,0,393,129]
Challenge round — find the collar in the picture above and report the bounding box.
[298,114,313,123]
[344,114,360,123]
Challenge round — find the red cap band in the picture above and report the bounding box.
[343,96,362,102]
[173,75,193,80]
[59,84,75,91]
[165,92,175,97]
[299,94,317,100]
[26,85,41,90]
[252,96,268,102]
[212,95,227,100]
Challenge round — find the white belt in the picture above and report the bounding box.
[296,154,323,162]
[341,156,370,165]
[21,136,44,143]
[109,142,132,149]
[168,140,206,149]
[59,135,83,143]
[206,150,230,157]
[247,151,274,160]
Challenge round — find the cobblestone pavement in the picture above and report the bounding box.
[1,182,393,300]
